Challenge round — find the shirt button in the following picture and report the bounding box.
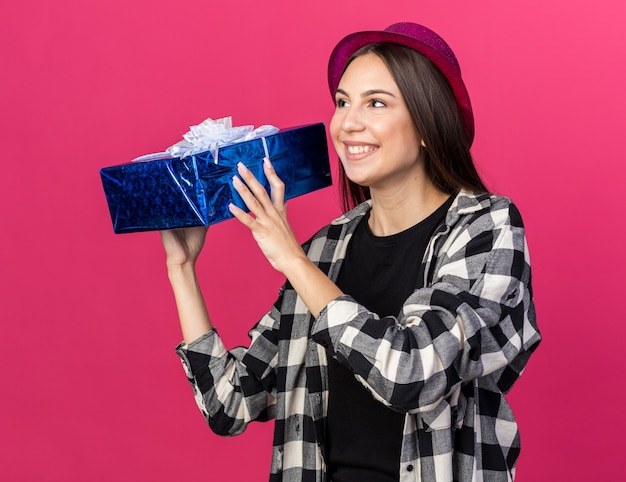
[407,464,414,472]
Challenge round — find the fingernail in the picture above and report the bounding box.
[237,162,248,172]
[263,157,271,168]
[232,175,242,186]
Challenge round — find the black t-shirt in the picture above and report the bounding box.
[326,196,453,482]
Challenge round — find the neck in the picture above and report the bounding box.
[368,177,449,237]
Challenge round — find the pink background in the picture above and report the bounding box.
[1,0,624,480]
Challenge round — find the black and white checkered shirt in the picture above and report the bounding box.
[176,190,541,481]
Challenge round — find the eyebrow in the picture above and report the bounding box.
[335,88,397,98]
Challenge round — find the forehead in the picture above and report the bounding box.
[337,53,399,93]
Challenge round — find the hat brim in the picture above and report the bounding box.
[327,30,474,142]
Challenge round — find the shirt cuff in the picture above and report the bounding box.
[175,329,227,379]
[175,329,217,354]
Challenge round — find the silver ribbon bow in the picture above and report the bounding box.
[132,116,279,163]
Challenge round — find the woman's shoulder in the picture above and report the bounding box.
[301,201,371,253]
[453,190,513,211]
[451,190,524,227]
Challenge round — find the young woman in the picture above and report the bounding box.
[161,22,541,482]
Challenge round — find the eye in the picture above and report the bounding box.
[335,98,350,108]
[370,99,386,108]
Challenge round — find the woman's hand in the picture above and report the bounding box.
[228,159,307,274]
[160,226,209,268]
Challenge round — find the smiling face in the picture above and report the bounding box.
[330,53,423,194]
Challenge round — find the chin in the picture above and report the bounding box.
[343,173,371,187]
[342,166,373,186]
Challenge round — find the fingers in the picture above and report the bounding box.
[232,173,264,216]
[263,157,285,208]
[232,159,285,217]
[228,199,255,228]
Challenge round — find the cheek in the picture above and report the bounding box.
[329,111,341,138]
[394,122,420,157]
[329,112,343,151]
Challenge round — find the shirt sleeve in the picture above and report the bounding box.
[175,290,284,436]
[311,197,541,414]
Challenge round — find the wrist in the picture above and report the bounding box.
[166,261,197,282]
[280,252,312,279]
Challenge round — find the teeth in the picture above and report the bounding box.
[347,145,376,154]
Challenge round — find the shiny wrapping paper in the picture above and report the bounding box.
[101,123,331,234]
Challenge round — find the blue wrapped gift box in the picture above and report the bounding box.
[100,123,332,234]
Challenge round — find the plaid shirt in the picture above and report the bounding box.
[176,190,541,481]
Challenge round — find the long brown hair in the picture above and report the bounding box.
[336,43,487,211]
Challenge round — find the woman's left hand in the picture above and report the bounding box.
[229,158,308,274]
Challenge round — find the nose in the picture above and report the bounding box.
[339,104,365,133]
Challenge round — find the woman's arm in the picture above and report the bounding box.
[176,311,280,436]
[229,159,344,317]
[160,226,279,435]
[160,226,213,344]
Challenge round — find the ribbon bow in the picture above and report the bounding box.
[132,116,279,163]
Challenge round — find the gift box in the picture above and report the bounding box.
[100,122,332,234]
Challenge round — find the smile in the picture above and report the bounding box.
[346,145,377,154]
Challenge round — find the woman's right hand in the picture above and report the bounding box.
[160,226,209,268]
